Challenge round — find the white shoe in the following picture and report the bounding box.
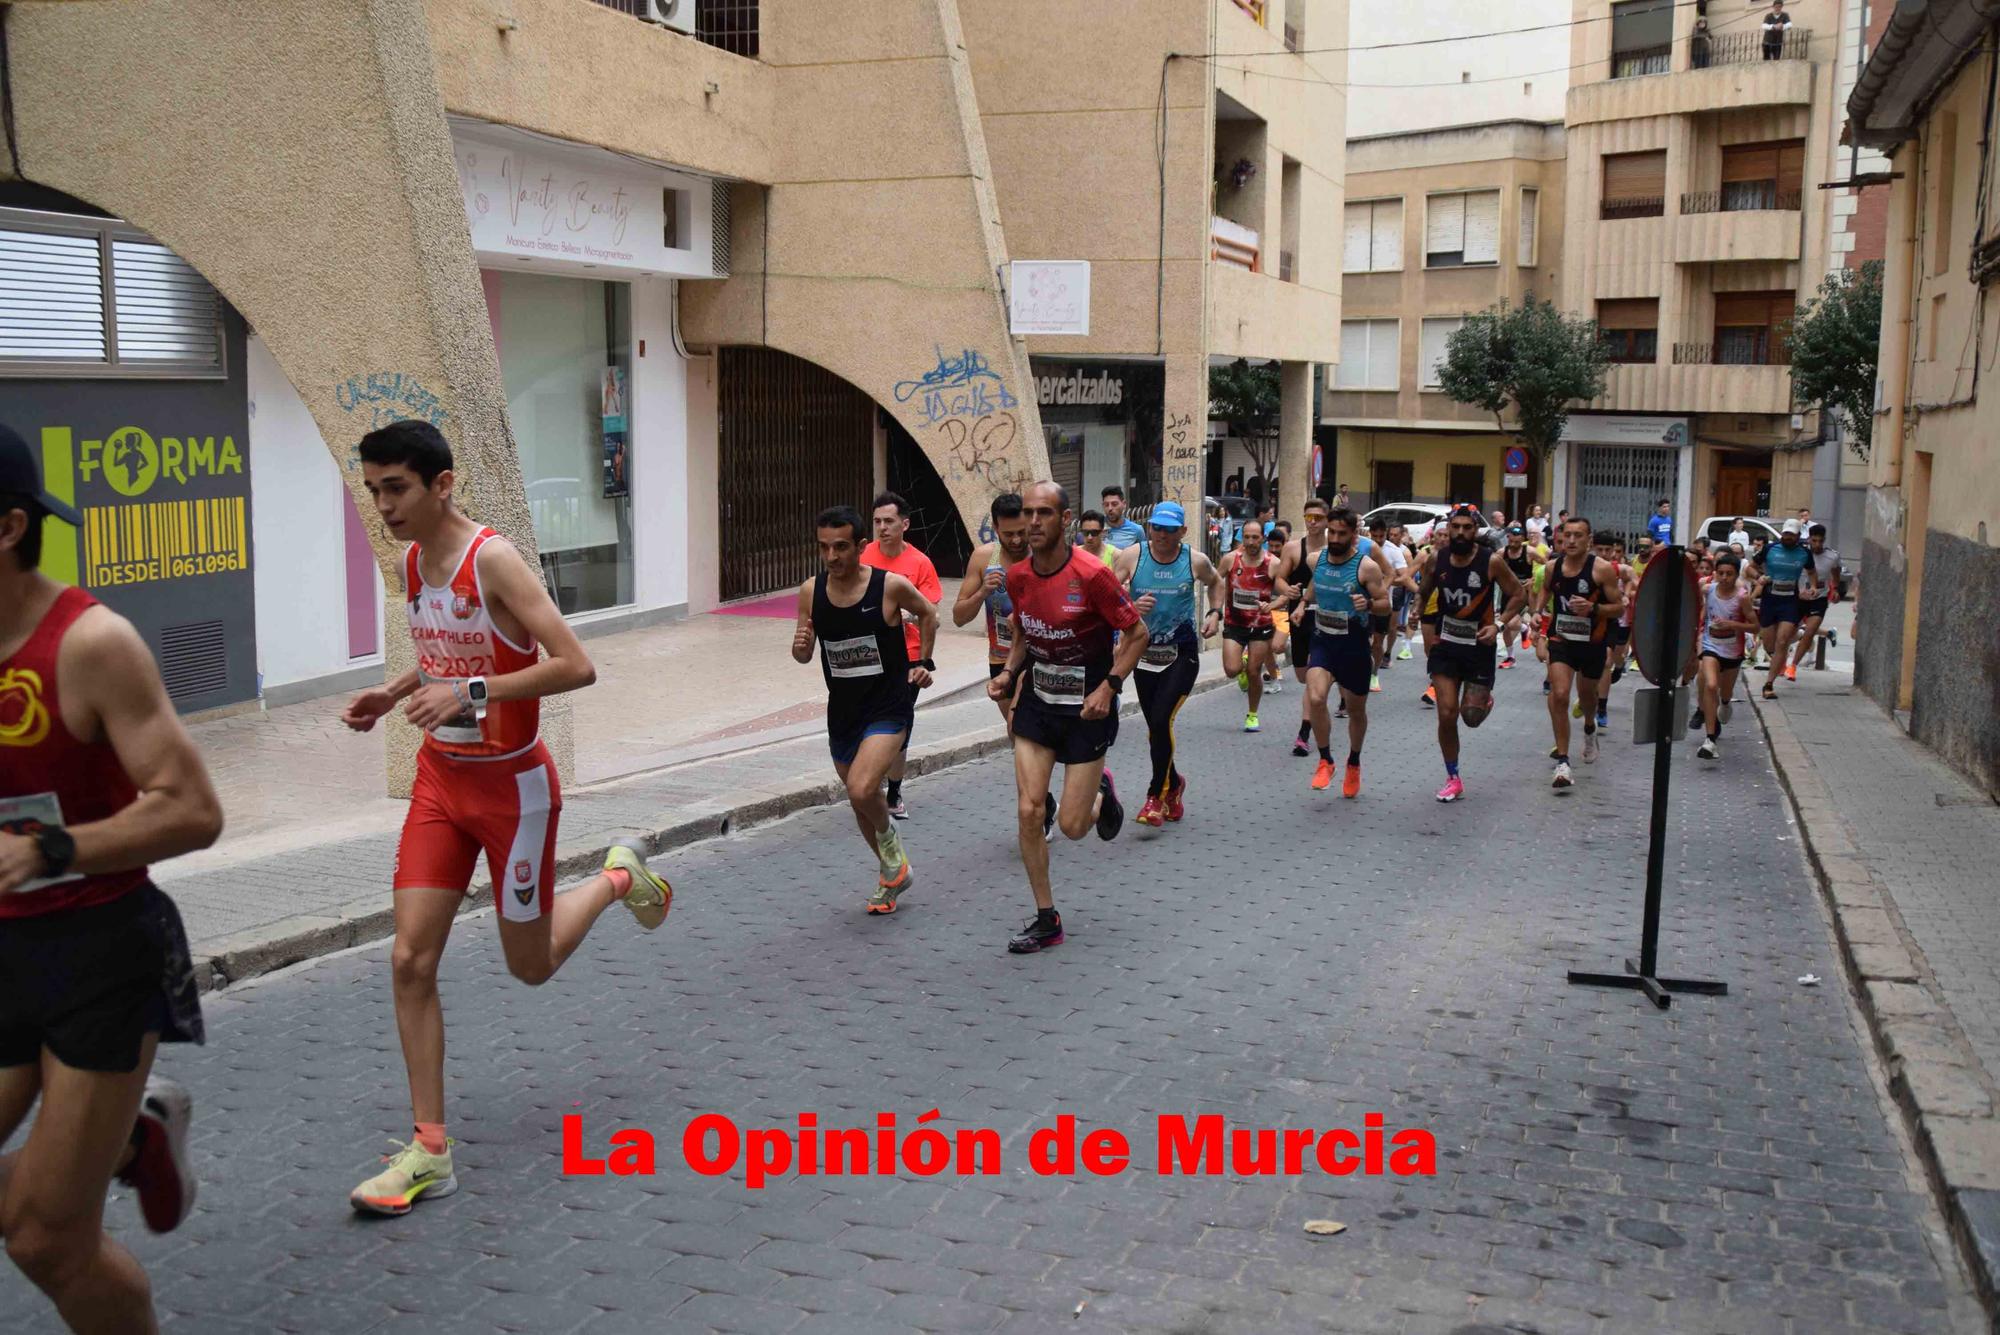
[1551,762,1574,789]
[1582,732,1600,764]
[1697,738,1718,761]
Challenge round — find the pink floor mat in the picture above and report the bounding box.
[708,591,799,619]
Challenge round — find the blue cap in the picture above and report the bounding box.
[1148,501,1186,529]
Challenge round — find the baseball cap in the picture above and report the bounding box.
[1781,518,1801,535]
[1148,501,1186,529]
[0,423,82,526]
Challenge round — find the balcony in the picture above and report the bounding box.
[1570,45,1813,125]
[1674,193,1802,263]
[1680,188,1802,214]
[1211,216,1261,273]
[1674,339,1791,367]
[1611,44,1672,79]
[1696,28,1811,68]
[587,0,758,59]
[1601,196,1666,221]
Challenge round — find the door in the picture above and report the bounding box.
[1575,444,1677,549]
[1716,465,1766,518]
[718,347,876,601]
[1374,459,1414,505]
[1447,464,1485,511]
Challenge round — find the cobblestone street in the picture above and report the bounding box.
[2,661,1979,1333]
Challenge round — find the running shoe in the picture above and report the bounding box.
[1342,763,1362,800]
[1571,699,1584,719]
[1043,791,1056,840]
[1542,679,1551,695]
[1164,775,1186,822]
[118,1076,195,1233]
[1095,770,1123,840]
[868,863,912,914]
[1698,738,1719,761]
[1499,655,1516,669]
[1243,712,1260,732]
[1785,664,1798,682]
[1688,708,1704,734]
[1582,731,1600,764]
[1718,700,1733,726]
[1236,670,1250,693]
[351,1138,457,1216]
[886,794,910,821]
[1551,762,1574,789]
[1291,733,1311,757]
[1826,630,1837,647]
[1435,776,1464,803]
[1335,700,1347,719]
[1595,708,1609,729]
[1008,910,1064,954]
[1610,665,1625,685]
[1370,673,1382,693]
[604,844,671,931]
[1549,745,1562,760]
[1397,643,1413,661]
[1135,795,1165,827]
[1311,759,1335,791]
[1421,687,1436,709]
[1266,677,1282,694]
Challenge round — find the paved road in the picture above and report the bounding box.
[3,650,1979,1333]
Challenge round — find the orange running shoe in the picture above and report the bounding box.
[1164,775,1187,822]
[1785,663,1797,681]
[1342,763,1362,799]
[1311,759,1335,790]
[1135,796,1165,827]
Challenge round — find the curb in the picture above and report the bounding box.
[1748,691,2000,1327]
[192,673,1237,994]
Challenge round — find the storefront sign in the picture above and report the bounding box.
[1009,261,1091,336]
[1559,415,1689,447]
[1035,366,1125,408]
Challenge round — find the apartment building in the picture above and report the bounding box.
[1553,0,1844,547]
[1324,120,1567,518]
[1,0,1340,785]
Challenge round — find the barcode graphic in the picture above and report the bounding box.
[84,497,249,586]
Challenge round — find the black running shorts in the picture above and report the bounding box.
[1427,639,1497,689]
[1223,624,1275,645]
[1547,637,1609,680]
[1011,690,1119,765]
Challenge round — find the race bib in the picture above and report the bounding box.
[1315,607,1352,635]
[1031,661,1087,707]
[0,792,82,894]
[1770,579,1797,597]
[1554,613,1593,642]
[416,666,483,744]
[823,634,884,679]
[994,616,1014,649]
[1441,615,1482,646]
[1136,641,1181,673]
[1231,586,1262,611]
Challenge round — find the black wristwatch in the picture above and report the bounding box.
[1106,672,1126,694]
[916,658,937,671]
[34,825,76,878]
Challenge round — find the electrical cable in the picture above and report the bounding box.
[1198,0,1737,62]
[1,6,20,180]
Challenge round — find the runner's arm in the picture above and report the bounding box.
[473,536,597,702]
[951,544,994,627]
[790,580,815,664]
[887,573,939,665]
[1271,540,1301,602]
[1192,552,1226,633]
[1361,557,1391,616]
[1593,561,1626,623]
[1492,554,1528,626]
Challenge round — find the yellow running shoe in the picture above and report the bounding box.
[350,1139,457,1216]
[605,844,671,931]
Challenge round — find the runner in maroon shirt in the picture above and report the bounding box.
[987,481,1146,954]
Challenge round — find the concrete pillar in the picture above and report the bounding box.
[1160,354,1210,511]
[1278,360,1313,531]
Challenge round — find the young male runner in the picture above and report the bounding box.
[1594,535,1640,729]
[988,482,1145,953]
[1219,520,1279,731]
[1075,511,1110,563]
[1296,507,1391,797]
[1786,523,1843,681]
[1277,498,1333,754]
[952,493,1030,729]
[1749,518,1817,700]
[0,427,219,1333]
[1098,486,1146,550]
[1416,506,1527,801]
[1364,514,1410,690]
[1689,554,1755,760]
[1497,525,1537,669]
[1112,502,1223,826]
[794,506,938,912]
[860,492,941,820]
[341,422,671,1215]
[1542,516,1625,788]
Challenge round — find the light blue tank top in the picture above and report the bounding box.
[1133,544,1196,643]
[1312,543,1368,637]
[1761,541,1811,595]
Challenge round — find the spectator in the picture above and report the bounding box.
[1334,482,1351,510]
[1690,17,1711,69]
[1762,0,1791,60]
[1647,498,1674,546]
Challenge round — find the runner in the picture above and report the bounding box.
[860,492,941,820]
[0,426,218,1332]
[340,421,672,1216]
[1786,523,1843,681]
[951,492,1030,729]
[1688,553,1756,760]
[1112,502,1223,826]
[1542,515,1625,789]
[794,506,938,913]
[1416,506,1528,801]
[1594,534,1639,731]
[1297,507,1391,797]
[1749,518,1818,700]
[988,482,1145,954]
[1497,524,1537,669]
[1264,520,1292,691]
[1075,510,1110,563]
[1219,520,1279,732]
[1388,524,1417,661]
[1365,514,1410,691]
[1278,498,1333,755]
[1098,486,1146,550]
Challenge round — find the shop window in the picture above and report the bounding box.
[1601,151,1666,219]
[1420,317,1466,387]
[488,270,635,615]
[1336,319,1399,390]
[1597,298,1659,364]
[1343,199,1403,273]
[1425,190,1499,268]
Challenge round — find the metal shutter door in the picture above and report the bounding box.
[1604,151,1666,202]
[0,228,106,362]
[1336,321,1368,388]
[1463,191,1500,264]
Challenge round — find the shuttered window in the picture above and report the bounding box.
[1714,290,1796,364]
[1420,318,1465,387]
[1518,188,1539,266]
[1720,140,1805,210]
[1336,319,1399,390]
[1425,190,1500,267]
[1342,199,1402,272]
[1602,150,1667,218]
[1597,298,1659,364]
[0,208,223,377]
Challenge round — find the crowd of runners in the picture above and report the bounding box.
[0,417,1843,1331]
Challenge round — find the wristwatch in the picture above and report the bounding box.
[1106,672,1126,694]
[34,825,76,879]
[466,676,489,719]
[915,658,937,671]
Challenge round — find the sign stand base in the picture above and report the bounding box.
[1568,961,1728,1011]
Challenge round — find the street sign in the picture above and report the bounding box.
[1503,473,1527,489]
[1631,547,1701,687]
[1503,446,1529,474]
[1309,444,1324,489]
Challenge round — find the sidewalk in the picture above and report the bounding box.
[1750,604,2000,1319]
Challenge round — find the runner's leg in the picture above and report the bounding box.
[1013,738,1062,909]
[1245,641,1267,714]
[1547,660,1574,756]
[1306,667,1334,751]
[1434,675,1463,767]
[389,889,461,1127]
[835,731,901,855]
[1461,682,1494,728]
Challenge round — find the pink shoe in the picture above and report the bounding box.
[1435,776,1464,803]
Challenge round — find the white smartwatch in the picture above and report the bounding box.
[466,676,489,719]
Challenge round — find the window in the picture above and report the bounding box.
[1719,140,1804,211]
[1420,317,1466,387]
[1336,319,1400,390]
[1518,187,1539,266]
[1425,190,1499,267]
[1932,113,1958,277]
[1597,298,1659,364]
[1373,461,1415,505]
[1713,290,1796,365]
[1610,0,1672,77]
[1343,199,1403,273]
[1601,150,1666,219]
[0,208,223,376]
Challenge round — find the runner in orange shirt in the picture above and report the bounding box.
[860,492,942,820]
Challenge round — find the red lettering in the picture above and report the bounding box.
[1029,1114,1077,1176]
[561,1114,605,1176]
[1157,1114,1223,1175]
[1231,1127,1278,1175]
[682,1113,738,1176]
[1080,1127,1129,1177]
[955,1127,1002,1175]
[608,1128,656,1176]
[1364,1112,1385,1175]
[746,1128,792,1188]
[876,1112,897,1176]
[798,1111,818,1174]
[1390,1129,1437,1176]
[1315,1128,1360,1175]
[1283,1128,1315,1174]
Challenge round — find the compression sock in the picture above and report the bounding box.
[1445,760,1460,779]
[886,779,903,805]
[1348,750,1362,767]
[1297,719,1312,743]
[1318,746,1334,762]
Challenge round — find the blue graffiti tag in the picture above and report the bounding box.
[334,372,452,434]
[894,347,1018,424]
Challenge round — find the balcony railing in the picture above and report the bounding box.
[1695,27,1811,68]
[1674,339,1791,366]
[1601,196,1666,220]
[1681,187,1803,214]
[1611,44,1671,78]
[1211,216,1261,272]
[587,0,758,59]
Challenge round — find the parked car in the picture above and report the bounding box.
[1362,502,1502,547]
[1696,515,1784,551]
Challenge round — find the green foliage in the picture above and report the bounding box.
[1209,358,1281,439]
[1788,261,1882,459]
[1436,299,1609,461]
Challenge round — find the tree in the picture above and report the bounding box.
[1436,299,1609,462]
[1788,260,1883,459]
[1209,358,1282,491]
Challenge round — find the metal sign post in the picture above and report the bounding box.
[1566,545,1727,1010]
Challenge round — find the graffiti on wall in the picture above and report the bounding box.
[335,373,451,434]
[895,347,1020,427]
[1161,410,1201,500]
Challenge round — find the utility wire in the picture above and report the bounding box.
[1200,0,1736,61]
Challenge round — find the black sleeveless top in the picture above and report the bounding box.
[1430,549,1496,646]
[1547,553,1607,644]
[814,567,912,734]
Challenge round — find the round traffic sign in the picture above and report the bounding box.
[1310,444,1324,488]
[1503,446,1529,475]
[1631,547,1701,687]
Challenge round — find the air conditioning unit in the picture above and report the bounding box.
[640,0,695,35]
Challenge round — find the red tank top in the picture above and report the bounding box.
[1224,552,1276,629]
[0,586,147,918]
[404,528,540,761]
